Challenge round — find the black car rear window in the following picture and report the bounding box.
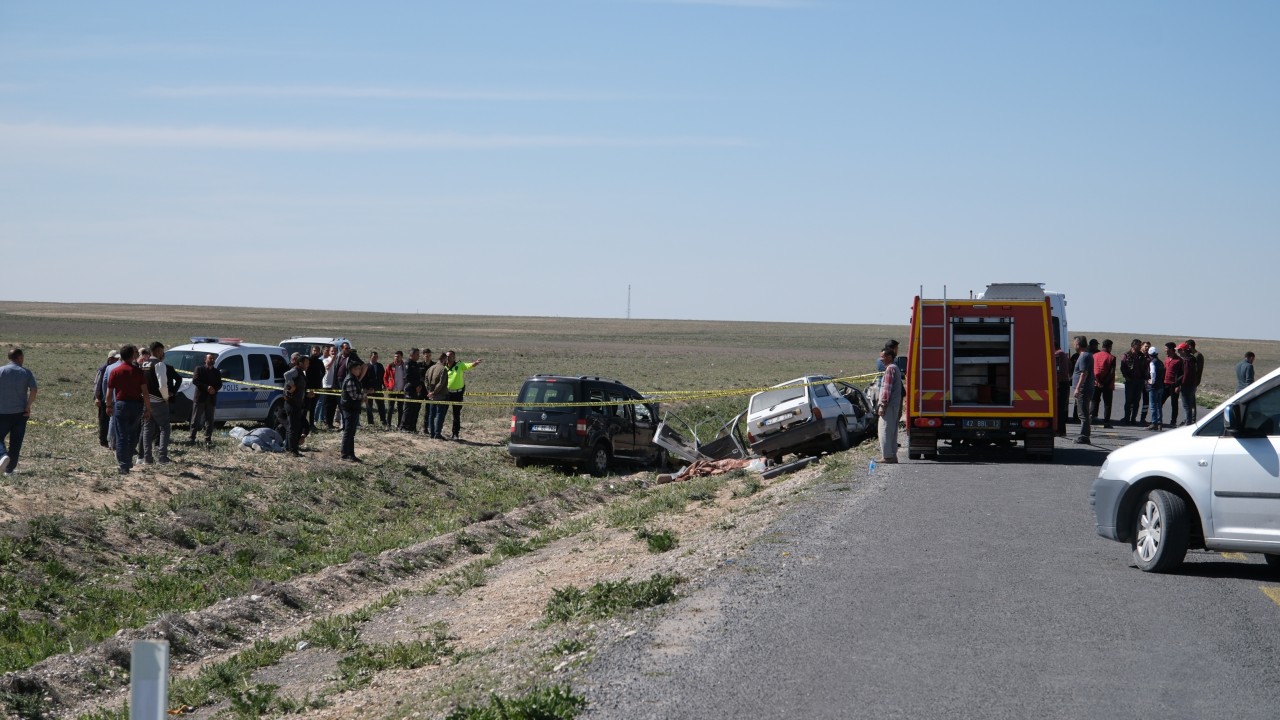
[517,381,577,411]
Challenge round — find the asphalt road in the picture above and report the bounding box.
[580,422,1280,720]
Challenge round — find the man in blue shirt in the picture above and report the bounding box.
[0,347,39,475]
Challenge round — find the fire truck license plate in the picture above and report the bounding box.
[962,419,1001,429]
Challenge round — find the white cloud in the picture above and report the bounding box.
[141,85,632,101]
[0,122,744,151]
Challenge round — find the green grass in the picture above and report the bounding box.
[543,574,684,623]
[444,684,587,720]
[634,527,678,553]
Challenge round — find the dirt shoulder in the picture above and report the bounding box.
[18,430,871,720]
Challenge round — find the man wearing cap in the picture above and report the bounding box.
[1162,342,1184,427]
[1146,346,1165,431]
[93,350,120,448]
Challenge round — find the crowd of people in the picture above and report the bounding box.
[1061,337,1258,445]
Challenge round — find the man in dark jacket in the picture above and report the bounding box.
[189,353,222,445]
[340,356,366,461]
[1162,342,1184,428]
[363,351,387,428]
[283,353,308,456]
[92,350,119,447]
[399,348,427,432]
[1119,339,1147,426]
[304,345,326,432]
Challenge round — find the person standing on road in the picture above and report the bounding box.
[363,351,387,428]
[1146,346,1165,431]
[1119,339,1145,426]
[339,356,366,461]
[424,353,450,439]
[1053,342,1071,437]
[1071,336,1095,444]
[1185,339,1204,422]
[92,350,119,448]
[189,352,222,445]
[443,350,483,440]
[1236,352,1256,391]
[1091,339,1117,429]
[283,352,308,457]
[319,344,338,429]
[0,348,39,476]
[140,341,174,465]
[876,347,902,463]
[1162,342,1184,427]
[1177,343,1198,426]
[383,350,406,430]
[106,344,151,474]
[1138,341,1153,424]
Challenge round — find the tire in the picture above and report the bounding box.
[587,443,611,477]
[514,456,530,469]
[265,399,284,432]
[833,418,851,451]
[653,448,670,472]
[1131,489,1190,573]
[1264,554,1280,572]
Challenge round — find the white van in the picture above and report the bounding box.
[165,338,290,429]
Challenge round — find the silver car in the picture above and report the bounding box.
[746,375,874,462]
[1091,364,1280,572]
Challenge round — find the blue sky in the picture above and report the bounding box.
[2,1,1277,341]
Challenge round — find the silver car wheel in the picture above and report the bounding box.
[1135,499,1162,563]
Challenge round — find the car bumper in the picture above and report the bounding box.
[1089,477,1129,541]
[507,443,589,464]
[750,419,831,456]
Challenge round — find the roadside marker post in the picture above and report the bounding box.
[130,640,169,720]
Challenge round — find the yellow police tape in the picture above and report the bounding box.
[167,369,885,408]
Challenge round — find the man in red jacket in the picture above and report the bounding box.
[1090,339,1117,429]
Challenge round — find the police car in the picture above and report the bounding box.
[164,338,290,430]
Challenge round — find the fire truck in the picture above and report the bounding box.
[905,283,1066,460]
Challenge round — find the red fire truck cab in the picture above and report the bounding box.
[905,285,1064,461]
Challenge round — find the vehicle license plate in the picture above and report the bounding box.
[531,424,557,433]
[763,412,794,427]
[962,419,1001,429]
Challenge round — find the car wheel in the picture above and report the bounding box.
[654,448,670,472]
[1131,489,1189,573]
[833,418,851,451]
[1264,554,1280,571]
[588,443,611,477]
[514,456,530,469]
[265,399,284,432]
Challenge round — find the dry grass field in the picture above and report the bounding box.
[0,301,1275,720]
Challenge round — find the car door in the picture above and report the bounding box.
[838,381,873,435]
[216,354,249,418]
[632,398,660,462]
[1210,382,1280,543]
[608,390,638,459]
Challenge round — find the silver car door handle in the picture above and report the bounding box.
[1198,459,1208,467]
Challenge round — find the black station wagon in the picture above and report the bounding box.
[508,375,664,475]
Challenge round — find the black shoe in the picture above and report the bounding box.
[1103,423,1113,429]
[1074,436,1090,444]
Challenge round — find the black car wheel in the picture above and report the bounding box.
[833,418,851,451]
[1131,489,1189,573]
[588,443,611,477]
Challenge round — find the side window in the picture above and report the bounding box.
[1242,385,1280,436]
[609,392,630,419]
[588,387,607,416]
[217,355,245,381]
[270,354,288,380]
[812,383,830,398]
[248,354,271,381]
[634,402,654,424]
